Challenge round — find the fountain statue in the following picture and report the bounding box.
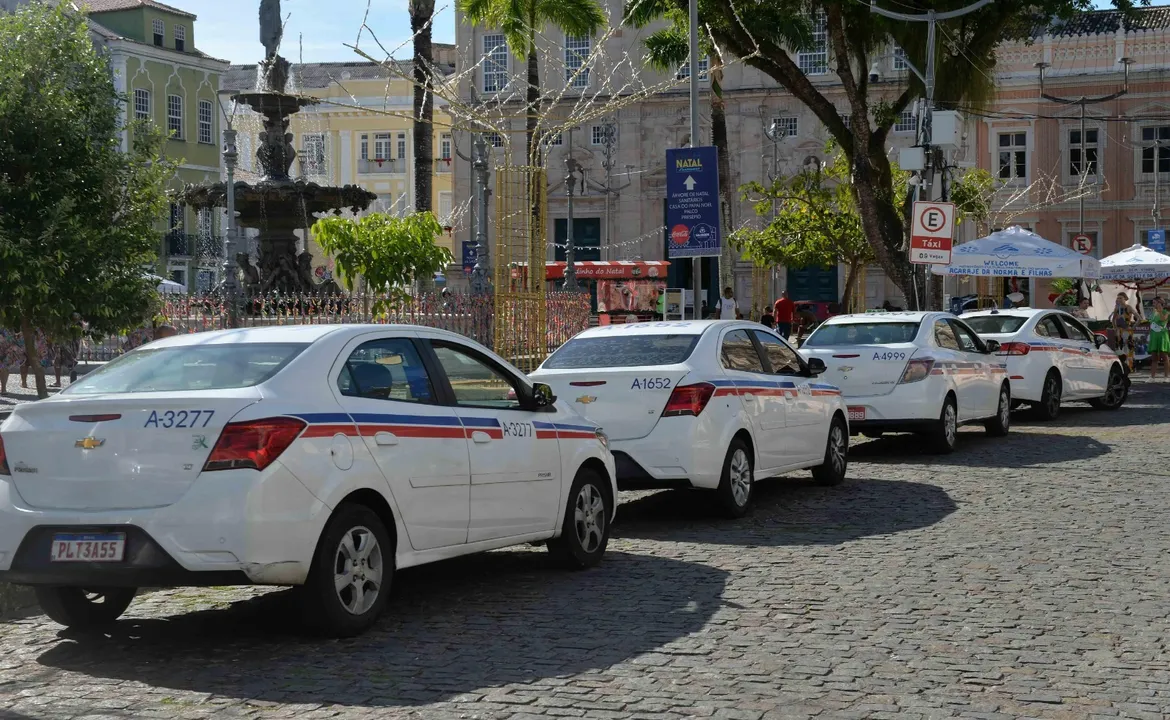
[183,0,376,294]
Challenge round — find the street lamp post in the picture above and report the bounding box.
[470,133,492,294]
[564,128,582,290]
[221,126,240,327]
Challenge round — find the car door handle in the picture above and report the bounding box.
[374,432,398,446]
[471,431,492,444]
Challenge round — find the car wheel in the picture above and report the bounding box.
[927,396,958,454]
[1089,365,1128,410]
[34,586,136,629]
[984,383,1011,437]
[301,503,393,638]
[548,467,612,569]
[1033,371,1062,421]
[811,416,849,486]
[715,437,754,518]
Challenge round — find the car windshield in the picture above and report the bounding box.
[803,322,920,347]
[542,334,700,369]
[64,343,308,395]
[963,315,1029,334]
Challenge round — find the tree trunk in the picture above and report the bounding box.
[525,48,541,166]
[525,44,542,282]
[410,0,436,292]
[710,61,735,296]
[20,317,47,399]
[841,261,861,313]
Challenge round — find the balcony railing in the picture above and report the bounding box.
[358,157,406,174]
[165,232,223,259]
[436,156,453,173]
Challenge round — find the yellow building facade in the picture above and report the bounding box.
[219,56,457,282]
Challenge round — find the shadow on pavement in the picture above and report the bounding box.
[1010,383,1170,429]
[850,430,1109,466]
[616,477,955,545]
[36,549,727,706]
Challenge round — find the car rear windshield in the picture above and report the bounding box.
[64,343,308,395]
[963,315,1029,334]
[541,334,700,369]
[803,322,920,347]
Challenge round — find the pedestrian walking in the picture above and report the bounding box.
[1111,292,1137,372]
[716,287,739,320]
[794,306,818,346]
[773,291,794,340]
[1149,297,1169,381]
[760,309,775,329]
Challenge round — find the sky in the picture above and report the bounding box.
[166,0,457,65]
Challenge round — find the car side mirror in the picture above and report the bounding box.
[806,357,827,376]
[1094,334,1108,349]
[984,340,1001,354]
[530,382,557,408]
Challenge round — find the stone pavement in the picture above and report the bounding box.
[2,383,1170,719]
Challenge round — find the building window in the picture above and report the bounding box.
[677,56,709,81]
[196,208,212,239]
[838,109,851,130]
[360,134,369,160]
[544,131,563,146]
[1068,128,1098,178]
[440,133,452,160]
[591,124,612,146]
[565,34,591,88]
[438,191,453,226]
[197,99,213,144]
[152,18,164,46]
[1141,126,1170,174]
[797,13,828,75]
[486,132,504,148]
[133,88,151,121]
[397,132,407,160]
[483,34,508,93]
[893,46,908,71]
[302,133,326,173]
[166,94,183,138]
[373,132,392,159]
[772,116,798,137]
[893,110,917,134]
[997,132,1027,180]
[174,23,186,52]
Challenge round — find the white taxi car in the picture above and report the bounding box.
[962,308,1128,419]
[0,325,616,637]
[799,312,1011,453]
[530,320,849,518]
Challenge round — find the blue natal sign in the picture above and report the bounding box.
[462,240,477,275]
[665,146,722,258]
[1150,228,1166,254]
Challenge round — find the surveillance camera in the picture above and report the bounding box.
[868,61,881,83]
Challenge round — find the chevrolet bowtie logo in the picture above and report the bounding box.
[75,437,105,450]
[575,395,597,404]
[837,366,854,372]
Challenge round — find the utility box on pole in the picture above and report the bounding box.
[931,111,964,149]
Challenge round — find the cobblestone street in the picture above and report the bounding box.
[2,383,1169,719]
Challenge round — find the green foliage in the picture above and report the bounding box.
[949,168,995,231]
[312,212,453,312]
[0,3,174,395]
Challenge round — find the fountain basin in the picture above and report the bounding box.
[182,179,377,222]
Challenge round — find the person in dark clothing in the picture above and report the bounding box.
[760,311,775,328]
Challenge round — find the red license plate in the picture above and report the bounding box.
[847,406,866,422]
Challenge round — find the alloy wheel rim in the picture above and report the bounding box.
[829,425,846,474]
[333,526,383,616]
[729,448,752,507]
[573,483,606,553]
[944,404,957,445]
[1106,371,1123,405]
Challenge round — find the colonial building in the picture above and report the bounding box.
[219,51,459,283]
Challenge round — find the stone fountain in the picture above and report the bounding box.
[183,0,376,294]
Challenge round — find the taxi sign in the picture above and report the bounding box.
[910,201,955,265]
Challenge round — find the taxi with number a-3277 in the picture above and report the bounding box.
[0,325,616,637]
[798,311,1012,453]
[529,320,850,518]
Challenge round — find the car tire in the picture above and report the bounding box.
[715,437,754,518]
[1089,365,1128,410]
[984,383,1011,437]
[1034,371,1062,421]
[300,503,393,638]
[548,468,612,569]
[34,586,136,629]
[926,396,958,454]
[811,416,849,487]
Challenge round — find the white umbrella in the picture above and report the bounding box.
[156,278,187,294]
[931,226,1101,279]
[1099,243,1170,281]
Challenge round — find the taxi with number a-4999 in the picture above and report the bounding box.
[0,325,616,637]
[798,311,1012,454]
[529,320,850,519]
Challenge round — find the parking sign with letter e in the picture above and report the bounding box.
[909,201,956,265]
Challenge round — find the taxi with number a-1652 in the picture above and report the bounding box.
[530,320,850,519]
[0,325,616,637]
[798,311,1012,453]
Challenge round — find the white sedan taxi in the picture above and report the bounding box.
[799,312,1011,453]
[0,325,616,637]
[530,320,849,518]
[962,308,1129,419]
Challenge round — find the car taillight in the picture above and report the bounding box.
[662,382,716,417]
[203,417,306,472]
[899,358,936,384]
[0,435,8,476]
[998,342,1030,356]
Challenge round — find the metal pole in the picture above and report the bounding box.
[471,134,491,293]
[1079,102,1086,239]
[1155,143,1162,233]
[564,128,579,289]
[221,127,240,327]
[688,0,702,318]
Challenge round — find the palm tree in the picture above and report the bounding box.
[458,0,606,165]
[410,0,437,291]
